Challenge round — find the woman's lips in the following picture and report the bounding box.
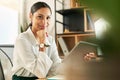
[39,26,45,30]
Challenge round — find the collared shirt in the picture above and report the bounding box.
[12,27,61,78]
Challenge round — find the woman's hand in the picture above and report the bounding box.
[37,30,45,39]
[36,30,46,52]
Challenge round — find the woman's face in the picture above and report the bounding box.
[30,7,51,32]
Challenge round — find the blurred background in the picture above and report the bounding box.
[80,0,120,57]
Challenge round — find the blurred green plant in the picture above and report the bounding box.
[79,0,120,57]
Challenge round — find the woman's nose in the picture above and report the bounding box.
[41,18,48,26]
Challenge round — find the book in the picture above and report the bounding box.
[87,11,95,30]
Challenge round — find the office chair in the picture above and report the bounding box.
[0,60,5,80]
[0,48,13,80]
[0,48,13,66]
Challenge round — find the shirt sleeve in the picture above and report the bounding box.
[14,37,52,78]
[47,39,62,76]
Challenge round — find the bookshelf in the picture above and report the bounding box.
[55,0,95,56]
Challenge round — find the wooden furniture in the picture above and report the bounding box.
[57,33,95,56]
[55,0,95,56]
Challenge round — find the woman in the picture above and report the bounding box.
[12,2,61,80]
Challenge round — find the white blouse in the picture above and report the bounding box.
[12,27,61,78]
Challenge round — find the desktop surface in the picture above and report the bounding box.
[47,75,64,80]
[36,75,64,80]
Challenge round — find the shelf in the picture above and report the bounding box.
[55,0,95,56]
[56,7,84,15]
[57,33,95,38]
[57,32,94,35]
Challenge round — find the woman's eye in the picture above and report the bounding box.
[38,16,43,19]
[47,16,51,20]
[37,15,50,20]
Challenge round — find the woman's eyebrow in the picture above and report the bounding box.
[37,13,51,17]
[37,13,43,16]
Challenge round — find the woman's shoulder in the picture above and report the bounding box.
[15,31,30,45]
[16,31,29,41]
[18,31,27,38]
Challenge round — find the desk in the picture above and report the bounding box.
[36,78,47,80]
[37,75,64,80]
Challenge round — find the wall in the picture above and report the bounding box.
[0,0,18,10]
[0,0,19,44]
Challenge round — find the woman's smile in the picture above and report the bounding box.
[39,25,45,30]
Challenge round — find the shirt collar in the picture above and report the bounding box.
[26,27,38,45]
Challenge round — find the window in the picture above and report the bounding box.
[0,1,18,45]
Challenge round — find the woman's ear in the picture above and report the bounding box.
[29,13,32,20]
